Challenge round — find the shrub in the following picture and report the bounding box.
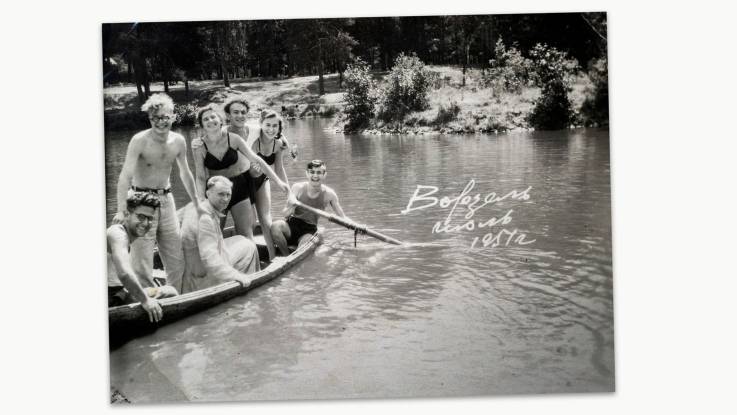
[527,44,579,130]
[483,39,532,93]
[425,70,443,89]
[342,58,377,131]
[580,58,609,127]
[174,103,198,126]
[434,101,461,125]
[319,105,339,118]
[377,53,431,123]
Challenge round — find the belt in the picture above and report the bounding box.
[131,186,171,195]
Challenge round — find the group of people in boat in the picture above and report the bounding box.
[107,93,349,323]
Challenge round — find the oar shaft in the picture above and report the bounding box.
[294,201,402,245]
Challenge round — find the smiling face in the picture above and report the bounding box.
[227,102,249,128]
[148,107,174,135]
[305,165,327,189]
[206,180,233,212]
[200,109,223,133]
[125,206,156,237]
[260,116,280,139]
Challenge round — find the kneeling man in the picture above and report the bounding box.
[271,159,349,255]
[180,176,260,293]
[108,193,178,323]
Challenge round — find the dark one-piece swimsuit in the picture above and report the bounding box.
[252,137,278,191]
[203,132,255,210]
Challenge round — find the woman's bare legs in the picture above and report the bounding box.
[254,180,277,260]
[230,198,255,240]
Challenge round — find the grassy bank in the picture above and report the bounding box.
[103,65,596,133]
[103,74,346,130]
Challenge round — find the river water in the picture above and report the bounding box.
[106,119,614,401]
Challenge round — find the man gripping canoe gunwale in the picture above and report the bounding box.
[107,193,177,323]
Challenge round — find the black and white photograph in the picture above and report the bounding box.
[103,12,613,403]
[8,1,737,414]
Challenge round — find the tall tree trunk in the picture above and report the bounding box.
[131,52,147,102]
[462,43,470,87]
[135,80,144,104]
[318,40,325,95]
[215,25,230,87]
[338,62,344,89]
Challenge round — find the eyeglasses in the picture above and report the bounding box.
[230,110,248,115]
[150,115,173,123]
[135,213,155,223]
[307,169,325,175]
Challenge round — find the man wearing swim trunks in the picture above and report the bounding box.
[113,93,205,294]
[179,176,261,293]
[107,193,178,323]
[271,160,348,255]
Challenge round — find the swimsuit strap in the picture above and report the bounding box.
[202,138,209,151]
[227,131,231,147]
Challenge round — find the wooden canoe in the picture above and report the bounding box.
[109,228,320,348]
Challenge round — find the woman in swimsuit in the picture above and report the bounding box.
[249,110,291,260]
[192,104,291,241]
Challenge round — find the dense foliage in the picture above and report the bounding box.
[103,13,609,132]
[580,58,609,127]
[484,38,531,93]
[377,54,431,122]
[342,58,377,131]
[527,44,578,130]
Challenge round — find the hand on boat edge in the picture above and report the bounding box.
[141,298,163,323]
[234,275,252,288]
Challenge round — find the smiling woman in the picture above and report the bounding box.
[191,103,293,248]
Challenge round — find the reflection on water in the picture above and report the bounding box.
[107,120,613,401]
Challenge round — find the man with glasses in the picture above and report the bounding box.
[271,160,349,255]
[108,193,178,323]
[113,93,205,294]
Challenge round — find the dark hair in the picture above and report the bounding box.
[259,109,283,139]
[307,159,326,170]
[196,104,224,128]
[224,98,250,114]
[126,193,161,212]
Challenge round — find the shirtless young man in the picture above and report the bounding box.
[271,160,348,255]
[113,93,205,293]
[107,193,177,323]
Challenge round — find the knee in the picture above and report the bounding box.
[270,221,286,239]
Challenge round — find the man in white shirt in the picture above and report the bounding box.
[179,176,260,293]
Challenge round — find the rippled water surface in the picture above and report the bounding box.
[107,120,613,401]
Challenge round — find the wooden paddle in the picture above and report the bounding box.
[293,201,403,245]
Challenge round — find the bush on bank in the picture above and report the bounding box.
[342,58,377,131]
[526,43,579,130]
[376,53,432,123]
[579,57,609,127]
[483,38,531,94]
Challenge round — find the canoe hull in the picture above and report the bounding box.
[109,231,320,348]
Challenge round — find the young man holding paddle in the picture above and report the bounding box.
[270,160,348,254]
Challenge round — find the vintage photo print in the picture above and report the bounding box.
[103,12,612,403]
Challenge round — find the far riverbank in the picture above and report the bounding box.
[103,66,599,134]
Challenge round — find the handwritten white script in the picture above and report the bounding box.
[401,179,537,249]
